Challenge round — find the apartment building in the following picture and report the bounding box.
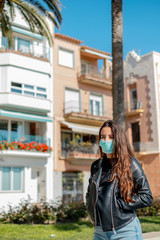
[124,50,160,196]
[0,17,54,209]
[53,33,112,202]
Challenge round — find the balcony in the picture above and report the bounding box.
[0,36,50,60]
[0,92,51,113]
[64,101,110,126]
[125,100,144,118]
[0,129,51,155]
[62,142,99,165]
[77,67,112,89]
[0,38,51,75]
[0,129,49,144]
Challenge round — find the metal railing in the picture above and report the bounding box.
[125,100,142,112]
[0,36,50,60]
[61,142,99,158]
[78,65,112,82]
[64,100,112,117]
[0,129,50,145]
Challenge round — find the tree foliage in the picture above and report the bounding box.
[0,0,62,47]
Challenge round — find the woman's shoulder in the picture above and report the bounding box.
[90,157,102,172]
[130,157,143,173]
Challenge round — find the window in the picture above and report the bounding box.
[65,89,80,114]
[0,167,24,192]
[37,87,46,92]
[10,82,47,98]
[11,121,22,142]
[24,84,34,90]
[17,38,31,54]
[11,82,22,94]
[24,91,35,96]
[90,94,102,116]
[61,131,72,157]
[0,120,8,141]
[2,36,8,49]
[36,93,47,99]
[58,48,74,68]
[130,89,137,110]
[62,172,83,203]
[81,61,91,74]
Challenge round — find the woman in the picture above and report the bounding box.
[86,120,153,240]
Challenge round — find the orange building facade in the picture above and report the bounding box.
[53,33,112,202]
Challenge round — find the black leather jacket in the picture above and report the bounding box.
[86,156,153,232]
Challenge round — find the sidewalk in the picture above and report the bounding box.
[142,232,160,240]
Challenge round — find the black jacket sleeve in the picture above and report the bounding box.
[85,161,95,208]
[117,158,153,211]
[85,159,100,208]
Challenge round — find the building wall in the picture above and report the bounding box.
[124,51,160,197]
[53,36,112,173]
[53,34,112,201]
[0,16,54,208]
[124,51,159,151]
[140,153,160,197]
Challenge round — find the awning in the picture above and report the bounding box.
[62,121,99,135]
[0,109,52,122]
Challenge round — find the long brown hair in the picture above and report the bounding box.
[99,120,135,203]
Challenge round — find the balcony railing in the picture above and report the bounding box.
[81,66,106,78]
[61,142,99,158]
[78,66,112,82]
[0,37,50,60]
[125,100,142,112]
[0,129,50,145]
[64,100,110,117]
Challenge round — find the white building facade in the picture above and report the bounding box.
[0,18,54,209]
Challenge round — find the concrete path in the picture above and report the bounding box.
[142,232,160,240]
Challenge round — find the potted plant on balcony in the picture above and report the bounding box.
[66,140,99,159]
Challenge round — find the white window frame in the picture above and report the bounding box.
[58,47,74,68]
[0,167,24,192]
[89,93,103,116]
[65,88,80,114]
[11,82,47,99]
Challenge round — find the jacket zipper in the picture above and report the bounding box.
[110,179,116,234]
[93,180,98,227]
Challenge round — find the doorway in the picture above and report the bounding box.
[131,122,140,152]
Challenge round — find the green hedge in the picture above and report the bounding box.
[1,198,159,224]
[0,200,87,224]
[136,198,160,217]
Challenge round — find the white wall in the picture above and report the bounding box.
[83,171,90,203]
[0,154,48,210]
[53,172,62,202]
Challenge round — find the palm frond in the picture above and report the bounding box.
[0,0,62,47]
[6,0,15,20]
[13,0,53,45]
[0,10,13,47]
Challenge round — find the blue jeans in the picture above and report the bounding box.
[93,217,143,240]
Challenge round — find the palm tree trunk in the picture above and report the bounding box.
[112,0,124,127]
[0,0,5,13]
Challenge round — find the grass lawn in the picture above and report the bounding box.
[0,217,160,240]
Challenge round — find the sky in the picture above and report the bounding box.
[55,0,160,59]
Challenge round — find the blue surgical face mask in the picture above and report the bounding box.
[99,139,113,154]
